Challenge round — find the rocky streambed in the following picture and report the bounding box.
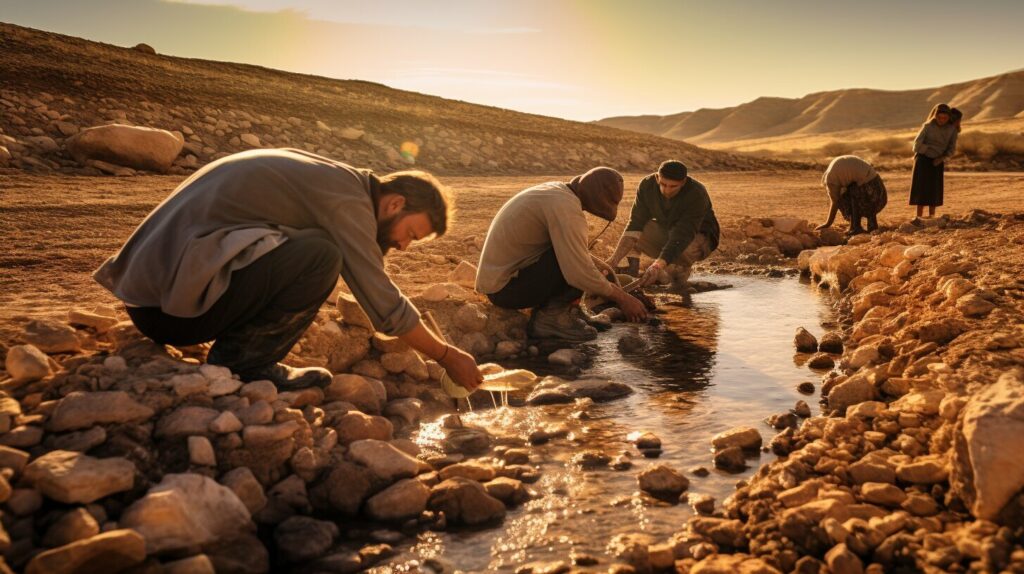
[0,211,1022,574]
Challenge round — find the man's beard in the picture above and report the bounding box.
[376,213,401,255]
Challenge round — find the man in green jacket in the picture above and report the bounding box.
[605,160,720,290]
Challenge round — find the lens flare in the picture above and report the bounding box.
[400,141,420,164]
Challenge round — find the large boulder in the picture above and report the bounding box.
[120,473,253,554]
[952,370,1024,520]
[24,451,135,504]
[347,439,419,482]
[67,124,183,172]
[273,516,338,563]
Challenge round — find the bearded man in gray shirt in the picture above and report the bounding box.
[95,148,483,392]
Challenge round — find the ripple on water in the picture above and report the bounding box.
[380,274,835,572]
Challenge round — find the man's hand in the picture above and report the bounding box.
[638,259,666,287]
[440,346,484,392]
[616,292,648,322]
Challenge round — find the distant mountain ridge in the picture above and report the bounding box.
[597,70,1024,145]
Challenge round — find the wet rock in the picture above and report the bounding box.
[571,451,611,469]
[766,412,798,429]
[526,377,632,405]
[952,370,1024,519]
[365,478,430,522]
[443,427,492,454]
[484,477,530,506]
[383,398,423,427]
[795,327,818,352]
[67,124,183,172]
[220,467,267,515]
[5,344,52,383]
[23,319,81,353]
[47,391,154,432]
[42,507,100,547]
[25,450,135,503]
[819,329,843,351]
[428,477,506,525]
[797,382,816,394]
[348,439,419,482]
[794,400,812,417]
[273,516,338,563]
[632,431,662,450]
[612,455,633,470]
[638,465,688,497]
[25,529,146,574]
[120,473,253,554]
[501,448,530,465]
[713,446,747,471]
[807,353,836,369]
[439,461,497,481]
[711,426,762,451]
[548,348,584,366]
[617,332,648,354]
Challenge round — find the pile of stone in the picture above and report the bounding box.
[714,216,847,267]
[643,210,1024,573]
[0,290,545,572]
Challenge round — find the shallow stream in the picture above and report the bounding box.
[377,274,836,572]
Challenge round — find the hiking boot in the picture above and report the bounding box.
[528,306,598,342]
[571,305,612,331]
[233,362,332,391]
[666,263,693,293]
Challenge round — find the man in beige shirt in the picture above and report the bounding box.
[96,148,483,392]
[476,167,648,342]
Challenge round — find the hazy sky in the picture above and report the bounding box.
[3,0,1023,121]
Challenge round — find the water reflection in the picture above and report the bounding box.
[375,275,834,573]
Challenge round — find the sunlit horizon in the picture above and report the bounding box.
[3,0,1023,122]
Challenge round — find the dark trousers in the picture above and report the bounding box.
[486,248,582,310]
[127,233,342,374]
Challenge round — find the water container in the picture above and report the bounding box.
[439,371,474,399]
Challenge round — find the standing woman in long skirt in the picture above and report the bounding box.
[909,103,958,218]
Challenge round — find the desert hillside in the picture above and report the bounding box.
[0,22,786,177]
[598,70,1024,144]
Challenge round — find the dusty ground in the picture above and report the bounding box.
[2,169,1022,337]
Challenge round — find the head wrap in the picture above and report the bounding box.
[567,166,624,221]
